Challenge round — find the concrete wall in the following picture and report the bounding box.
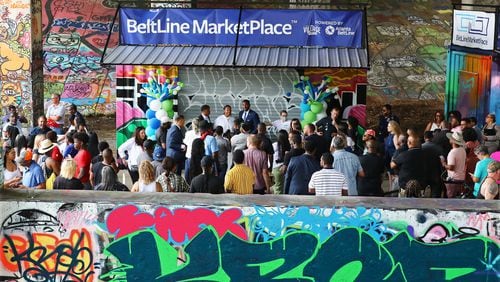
[0,190,498,281]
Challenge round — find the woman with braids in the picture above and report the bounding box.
[118,126,146,183]
[189,156,224,194]
[157,157,189,192]
[271,130,290,194]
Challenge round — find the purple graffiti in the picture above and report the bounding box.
[62,83,91,99]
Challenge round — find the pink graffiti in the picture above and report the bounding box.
[116,100,145,128]
[106,205,248,244]
[419,225,448,243]
[57,209,97,231]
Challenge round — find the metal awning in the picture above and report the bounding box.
[102,45,369,68]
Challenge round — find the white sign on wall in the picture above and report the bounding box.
[453,10,496,51]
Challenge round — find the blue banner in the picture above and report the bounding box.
[120,8,363,48]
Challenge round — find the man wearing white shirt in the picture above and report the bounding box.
[46,94,66,134]
[214,105,234,136]
[272,110,291,132]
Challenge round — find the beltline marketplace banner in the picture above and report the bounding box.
[452,10,496,51]
[119,8,363,48]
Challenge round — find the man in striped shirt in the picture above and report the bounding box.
[309,153,348,196]
[224,150,255,194]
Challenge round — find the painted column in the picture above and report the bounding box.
[0,0,43,125]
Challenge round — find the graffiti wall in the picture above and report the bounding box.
[367,0,451,102]
[116,65,179,147]
[1,198,498,281]
[0,0,36,122]
[42,0,118,115]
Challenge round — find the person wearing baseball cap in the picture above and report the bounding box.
[17,149,45,189]
[471,146,494,197]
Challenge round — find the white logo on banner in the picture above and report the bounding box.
[325,26,335,35]
[303,25,321,35]
[453,10,496,50]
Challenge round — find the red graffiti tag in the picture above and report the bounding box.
[106,205,247,243]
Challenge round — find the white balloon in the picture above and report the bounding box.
[316,112,327,122]
[150,99,161,111]
[155,109,167,119]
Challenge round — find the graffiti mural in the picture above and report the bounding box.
[0,201,498,281]
[367,0,451,102]
[42,0,118,115]
[0,0,34,121]
[116,65,179,147]
[305,68,367,127]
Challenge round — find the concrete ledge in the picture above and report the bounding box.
[1,189,498,212]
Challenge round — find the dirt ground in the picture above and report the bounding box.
[87,99,444,150]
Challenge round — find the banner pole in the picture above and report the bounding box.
[232,6,243,66]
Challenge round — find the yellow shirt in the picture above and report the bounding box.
[224,164,255,195]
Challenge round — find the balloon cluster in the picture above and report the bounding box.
[287,76,339,126]
[139,69,184,138]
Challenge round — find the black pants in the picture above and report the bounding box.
[129,169,139,183]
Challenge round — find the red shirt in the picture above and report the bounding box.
[51,146,63,163]
[74,149,91,183]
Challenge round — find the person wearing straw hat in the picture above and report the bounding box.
[441,131,467,198]
[38,139,61,188]
[17,149,45,189]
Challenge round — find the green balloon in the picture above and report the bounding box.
[162,99,174,112]
[304,111,317,123]
[167,110,175,119]
[310,101,323,114]
[300,120,308,129]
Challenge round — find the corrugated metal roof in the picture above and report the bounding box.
[102,46,369,68]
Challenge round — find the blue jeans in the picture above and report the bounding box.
[51,127,63,135]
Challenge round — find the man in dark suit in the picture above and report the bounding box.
[197,104,213,129]
[238,99,260,134]
[166,115,186,175]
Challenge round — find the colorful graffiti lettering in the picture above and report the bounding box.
[1,204,499,281]
[249,206,391,242]
[367,1,450,101]
[102,227,498,281]
[1,229,94,281]
[106,205,247,244]
[41,0,118,115]
[0,2,34,120]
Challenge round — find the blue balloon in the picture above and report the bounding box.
[300,102,311,112]
[300,112,304,120]
[146,109,156,119]
[148,117,161,130]
[145,126,156,137]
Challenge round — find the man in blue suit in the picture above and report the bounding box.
[238,99,260,134]
[166,115,186,175]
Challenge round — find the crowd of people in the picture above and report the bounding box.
[2,97,499,199]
